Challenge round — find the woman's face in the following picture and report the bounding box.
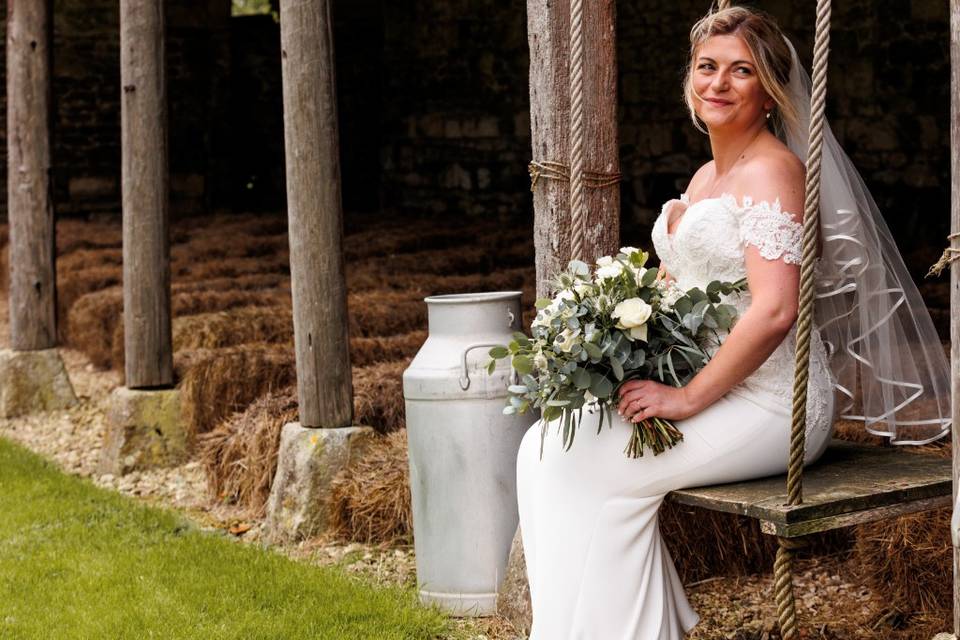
[691,34,774,132]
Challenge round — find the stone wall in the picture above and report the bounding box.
[0,0,231,218]
[0,0,951,257]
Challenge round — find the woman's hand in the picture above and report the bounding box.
[616,379,698,422]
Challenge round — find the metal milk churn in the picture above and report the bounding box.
[402,291,536,617]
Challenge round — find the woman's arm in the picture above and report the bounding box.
[618,158,805,421]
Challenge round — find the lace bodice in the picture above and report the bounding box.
[651,193,833,439]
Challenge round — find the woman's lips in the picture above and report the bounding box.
[705,98,733,107]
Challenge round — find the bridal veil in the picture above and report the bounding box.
[779,39,951,444]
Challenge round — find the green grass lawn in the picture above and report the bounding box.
[0,437,454,639]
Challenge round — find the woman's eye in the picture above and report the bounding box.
[697,63,714,71]
[735,66,752,75]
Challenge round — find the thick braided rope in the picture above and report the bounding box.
[789,0,831,513]
[775,2,832,640]
[774,537,808,639]
[568,0,586,261]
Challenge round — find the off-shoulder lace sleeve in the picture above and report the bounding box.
[735,195,803,264]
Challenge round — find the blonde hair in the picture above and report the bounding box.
[683,7,799,137]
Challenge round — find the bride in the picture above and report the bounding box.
[515,5,951,639]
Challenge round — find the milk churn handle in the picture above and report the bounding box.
[459,343,520,391]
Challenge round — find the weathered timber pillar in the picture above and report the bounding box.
[7,0,54,349]
[528,0,620,298]
[951,2,960,635]
[264,0,374,544]
[100,0,184,475]
[120,0,172,389]
[279,0,352,429]
[0,0,78,417]
[498,0,621,630]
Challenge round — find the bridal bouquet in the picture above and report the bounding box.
[487,247,746,458]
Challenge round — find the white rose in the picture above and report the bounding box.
[619,246,640,257]
[595,259,625,283]
[554,327,582,353]
[612,298,652,342]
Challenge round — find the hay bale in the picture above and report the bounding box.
[347,290,427,337]
[661,502,852,584]
[328,429,413,545]
[198,386,299,514]
[353,358,410,433]
[172,253,290,281]
[57,247,123,272]
[168,305,418,366]
[174,212,287,240]
[172,306,294,352]
[171,273,290,295]
[350,331,426,367]
[198,358,415,516]
[854,508,952,626]
[66,287,124,368]
[109,289,293,370]
[178,343,297,441]
[171,232,288,265]
[57,265,123,342]
[56,219,122,254]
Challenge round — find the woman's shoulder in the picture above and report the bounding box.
[731,145,805,218]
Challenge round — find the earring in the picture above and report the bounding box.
[765,110,772,120]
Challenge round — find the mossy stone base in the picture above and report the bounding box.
[99,387,186,476]
[264,422,376,544]
[0,348,78,418]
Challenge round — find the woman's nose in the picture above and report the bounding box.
[710,70,729,92]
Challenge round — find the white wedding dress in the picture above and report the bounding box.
[515,192,835,639]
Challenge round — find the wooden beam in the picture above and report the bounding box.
[528,0,620,298]
[120,0,173,388]
[6,0,56,350]
[279,0,353,428]
[950,0,960,632]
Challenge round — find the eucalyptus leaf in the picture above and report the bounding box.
[589,373,614,399]
[572,367,592,390]
[673,297,693,316]
[610,356,624,381]
[512,355,533,375]
[583,342,603,360]
[488,346,509,359]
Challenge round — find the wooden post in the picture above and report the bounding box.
[528,0,620,298]
[120,0,173,389]
[6,0,56,350]
[951,0,960,633]
[279,0,353,428]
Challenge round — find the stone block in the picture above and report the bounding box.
[264,423,377,544]
[0,348,78,418]
[496,526,532,631]
[99,387,186,476]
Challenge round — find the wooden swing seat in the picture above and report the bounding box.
[669,439,953,538]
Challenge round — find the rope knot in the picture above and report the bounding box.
[925,232,960,278]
